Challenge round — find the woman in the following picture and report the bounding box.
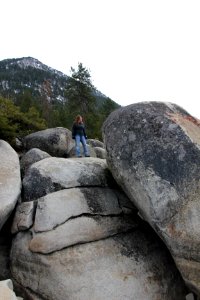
[72,115,90,157]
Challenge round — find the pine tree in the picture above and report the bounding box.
[0,96,47,146]
[65,63,96,116]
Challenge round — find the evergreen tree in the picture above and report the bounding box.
[15,89,33,112]
[64,63,120,140]
[65,63,96,115]
[0,96,47,146]
[100,97,119,119]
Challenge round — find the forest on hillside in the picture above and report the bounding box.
[0,63,119,146]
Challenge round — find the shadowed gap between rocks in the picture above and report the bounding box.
[32,211,137,234]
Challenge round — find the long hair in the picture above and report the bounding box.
[75,115,83,124]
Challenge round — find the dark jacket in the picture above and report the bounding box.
[72,122,87,139]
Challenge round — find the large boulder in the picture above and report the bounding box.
[29,188,131,233]
[23,127,74,157]
[23,157,116,201]
[10,228,187,300]
[0,140,21,230]
[103,101,200,296]
[20,148,51,176]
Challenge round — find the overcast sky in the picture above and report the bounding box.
[1,0,200,118]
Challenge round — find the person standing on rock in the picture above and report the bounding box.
[72,115,90,157]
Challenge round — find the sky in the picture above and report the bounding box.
[1,0,200,118]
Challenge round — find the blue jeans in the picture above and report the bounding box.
[75,135,89,157]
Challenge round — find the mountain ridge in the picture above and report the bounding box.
[0,56,110,104]
[1,56,67,77]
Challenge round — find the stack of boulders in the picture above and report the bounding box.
[21,127,106,159]
[1,101,200,299]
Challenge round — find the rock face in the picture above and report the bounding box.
[23,127,74,157]
[31,188,129,233]
[11,228,186,300]
[10,155,187,299]
[20,148,51,176]
[0,140,21,230]
[23,157,116,201]
[103,101,200,295]
[14,187,136,255]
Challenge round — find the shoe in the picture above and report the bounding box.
[85,155,90,157]
[77,155,82,158]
